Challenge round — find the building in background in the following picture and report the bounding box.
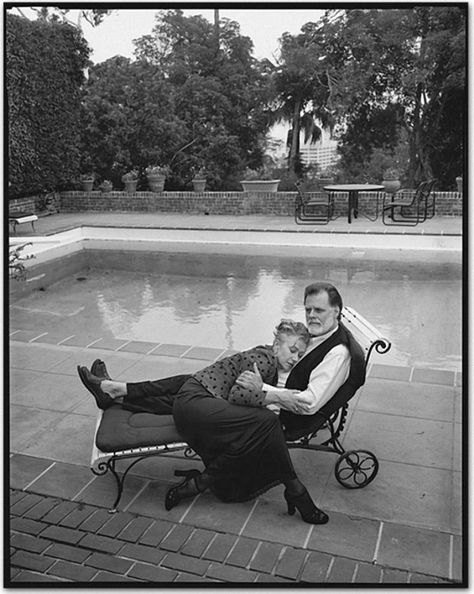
[268,122,339,170]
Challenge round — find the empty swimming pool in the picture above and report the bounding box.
[10,247,462,371]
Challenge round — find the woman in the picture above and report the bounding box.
[166,319,328,525]
[78,319,329,525]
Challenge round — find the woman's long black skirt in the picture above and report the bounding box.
[173,378,297,502]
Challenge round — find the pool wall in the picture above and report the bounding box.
[9,225,462,300]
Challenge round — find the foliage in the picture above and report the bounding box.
[16,7,112,28]
[145,165,170,176]
[324,7,466,188]
[99,180,113,192]
[265,20,340,175]
[9,243,34,281]
[80,172,95,181]
[121,170,138,182]
[6,14,91,198]
[242,167,276,181]
[192,168,206,179]
[383,168,400,180]
[81,10,271,190]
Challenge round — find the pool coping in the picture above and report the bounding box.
[33,221,462,238]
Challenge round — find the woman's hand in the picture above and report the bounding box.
[235,363,263,391]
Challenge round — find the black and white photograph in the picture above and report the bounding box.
[6,3,466,587]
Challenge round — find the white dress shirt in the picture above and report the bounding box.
[264,325,351,415]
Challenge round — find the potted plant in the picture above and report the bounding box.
[80,173,95,192]
[99,179,113,193]
[382,168,401,194]
[240,167,280,192]
[9,242,34,281]
[192,168,206,192]
[456,175,463,193]
[146,165,169,192]
[122,170,138,193]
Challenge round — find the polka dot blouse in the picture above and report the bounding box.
[193,345,278,407]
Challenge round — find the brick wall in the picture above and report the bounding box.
[9,193,61,215]
[59,190,298,216]
[8,196,36,214]
[15,189,463,217]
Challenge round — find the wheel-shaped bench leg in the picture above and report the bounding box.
[334,449,379,488]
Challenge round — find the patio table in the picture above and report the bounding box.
[324,184,385,223]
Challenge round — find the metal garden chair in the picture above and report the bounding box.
[382,179,436,226]
[294,181,336,225]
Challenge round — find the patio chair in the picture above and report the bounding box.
[294,181,335,225]
[382,179,436,226]
[89,306,391,512]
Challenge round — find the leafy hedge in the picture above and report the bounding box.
[6,14,90,198]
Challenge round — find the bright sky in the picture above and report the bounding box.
[79,7,326,64]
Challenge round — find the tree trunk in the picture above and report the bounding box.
[406,82,432,186]
[288,98,302,173]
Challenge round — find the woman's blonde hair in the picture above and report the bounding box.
[274,319,310,346]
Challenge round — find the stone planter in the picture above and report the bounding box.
[123,180,138,193]
[456,176,463,193]
[147,174,166,192]
[81,180,94,192]
[192,179,206,192]
[240,179,280,192]
[382,179,401,194]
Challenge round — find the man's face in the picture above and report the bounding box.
[304,291,339,337]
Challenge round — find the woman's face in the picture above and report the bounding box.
[273,334,308,371]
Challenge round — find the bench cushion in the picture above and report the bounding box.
[96,406,183,452]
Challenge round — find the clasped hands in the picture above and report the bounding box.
[235,363,311,414]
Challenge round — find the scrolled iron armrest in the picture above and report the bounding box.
[92,459,111,476]
[366,338,391,363]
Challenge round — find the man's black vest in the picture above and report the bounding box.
[280,324,366,440]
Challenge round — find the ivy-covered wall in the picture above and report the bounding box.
[6,14,90,198]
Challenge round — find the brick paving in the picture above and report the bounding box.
[8,489,456,585]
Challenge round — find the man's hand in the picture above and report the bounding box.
[235,363,263,392]
[269,390,312,414]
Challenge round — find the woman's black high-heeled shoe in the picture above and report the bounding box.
[165,469,202,511]
[284,488,329,525]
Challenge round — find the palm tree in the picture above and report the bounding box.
[268,22,342,174]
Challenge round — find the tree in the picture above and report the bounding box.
[131,9,271,188]
[326,7,466,188]
[81,56,187,185]
[267,21,342,175]
[11,7,112,30]
[6,14,91,197]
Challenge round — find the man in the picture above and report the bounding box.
[78,282,364,439]
[237,282,351,415]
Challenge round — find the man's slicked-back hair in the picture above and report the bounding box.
[304,282,343,318]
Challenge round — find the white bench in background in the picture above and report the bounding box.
[9,212,38,234]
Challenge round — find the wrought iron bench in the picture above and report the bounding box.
[90,306,391,512]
